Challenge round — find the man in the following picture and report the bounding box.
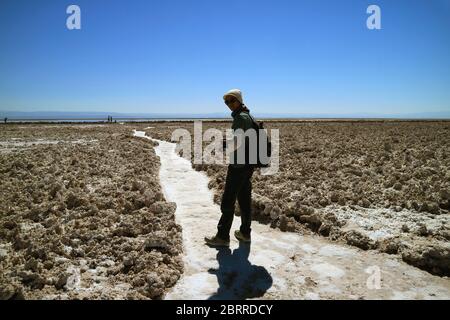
[205,89,256,247]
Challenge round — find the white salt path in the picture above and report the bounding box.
[133,130,450,300]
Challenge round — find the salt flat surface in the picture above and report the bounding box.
[134,130,450,300]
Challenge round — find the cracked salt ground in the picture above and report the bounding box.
[133,130,450,300]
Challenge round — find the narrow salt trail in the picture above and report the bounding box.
[133,130,450,300]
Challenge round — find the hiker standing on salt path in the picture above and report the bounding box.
[205,89,256,247]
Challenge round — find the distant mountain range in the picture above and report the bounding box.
[1,110,449,120]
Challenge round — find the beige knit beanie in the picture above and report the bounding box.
[223,89,243,104]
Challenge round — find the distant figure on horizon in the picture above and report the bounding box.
[205,89,256,247]
[4,117,7,124]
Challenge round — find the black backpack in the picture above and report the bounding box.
[247,114,272,168]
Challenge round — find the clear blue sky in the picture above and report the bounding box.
[0,0,449,115]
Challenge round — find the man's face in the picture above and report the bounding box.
[224,96,241,111]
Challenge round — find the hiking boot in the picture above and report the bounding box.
[204,235,230,247]
[234,230,251,242]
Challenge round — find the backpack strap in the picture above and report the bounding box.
[246,113,260,129]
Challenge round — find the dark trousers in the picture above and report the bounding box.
[217,165,255,240]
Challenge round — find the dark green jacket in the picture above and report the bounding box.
[230,107,255,168]
[231,107,254,132]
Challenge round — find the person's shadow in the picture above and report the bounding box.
[207,242,273,300]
